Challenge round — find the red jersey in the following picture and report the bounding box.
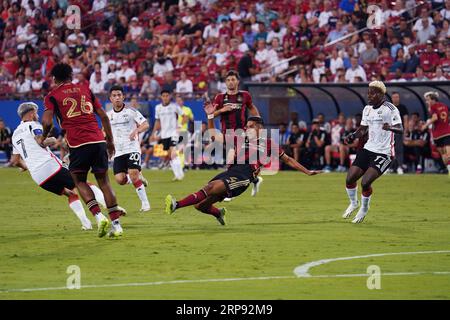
[44,82,105,148]
[430,102,450,140]
[213,90,253,134]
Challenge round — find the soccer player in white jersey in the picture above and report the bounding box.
[151,90,185,181]
[342,81,403,223]
[10,102,108,230]
[107,85,151,212]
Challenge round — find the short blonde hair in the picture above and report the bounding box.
[368,81,386,94]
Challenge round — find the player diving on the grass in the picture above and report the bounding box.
[107,85,151,212]
[10,102,107,230]
[342,81,403,223]
[164,116,322,225]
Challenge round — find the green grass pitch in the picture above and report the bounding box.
[0,168,449,299]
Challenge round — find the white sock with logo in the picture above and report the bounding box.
[135,183,149,205]
[346,186,358,206]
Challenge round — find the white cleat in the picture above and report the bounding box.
[223,197,233,202]
[342,201,359,219]
[251,177,263,197]
[352,207,368,224]
[81,219,93,230]
[140,202,151,212]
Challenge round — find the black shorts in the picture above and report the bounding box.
[69,142,109,174]
[434,136,450,147]
[352,148,392,175]
[160,137,179,151]
[40,167,75,195]
[113,152,141,174]
[210,165,253,199]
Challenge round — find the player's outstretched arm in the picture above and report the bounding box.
[280,153,322,176]
[248,103,260,117]
[130,120,150,141]
[421,113,438,131]
[40,109,54,145]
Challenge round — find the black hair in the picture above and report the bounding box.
[225,70,240,80]
[161,89,172,95]
[109,85,124,94]
[51,63,73,82]
[247,116,264,125]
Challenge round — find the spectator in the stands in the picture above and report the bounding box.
[405,46,420,73]
[288,123,306,163]
[345,56,367,83]
[153,51,174,77]
[278,123,290,148]
[115,60,136,81]
[104,73,116,93]
[390,48,406,72]
[14,72,32,97]
[420,40,440,72]
[326,20,346,44]
[90,71,106,95]
[129,17,143,41]
[161,71,177,93]
[328,47,344,75]
[31,70,49,92]
[440,46,450,74]
[412,66,429,81]
[432,66,448,80]
[288,112,306,132]
[318,0,333,28]
[121,33,140,58]
[0,119,12,166]
[176,71,193,98]
[295,65,312,83]
[203,18,219,39]
[334,68,347,83]
[415,16,436,44]
[140,74,161,99]
[312,59,326,83]
[304,119,327,169]
[360,40,379,64]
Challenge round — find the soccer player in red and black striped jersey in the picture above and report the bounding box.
[40,63,125,238]
[422,91,450,175]
[164,116,321,225]
[205,70,263,198]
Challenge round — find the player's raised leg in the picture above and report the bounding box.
[352,167,381,223]
[343,165,364,218]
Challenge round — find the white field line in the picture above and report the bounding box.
[1,250,450,293]
[294,250,450,277]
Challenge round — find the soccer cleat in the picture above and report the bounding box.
[97,216,110,238]
[223,197,233,202]
[215,208,227,226]
[352,207,369,224]
[140,202,151,212]
[323,165,332,173]
[140,173,148,187]
[342,201,359,219]
[81,219,93,231]
[165,195,177,215]
[118,206,127,216]
[107,229,123,238]
[251,176,263,197]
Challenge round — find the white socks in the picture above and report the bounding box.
[346,186,358,206]
[126,174,132,184]
[69,199,92,229]
[170,157,184,179]
[361,194,371,210]
[89,184,106,208]
[135,183,149,206]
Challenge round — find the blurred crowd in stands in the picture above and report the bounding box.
[0,0,449,100]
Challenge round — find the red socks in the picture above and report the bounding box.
[86,199,101,216]
[68,194,79,204]
[133,180,143,189]
[177,190,207,208]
